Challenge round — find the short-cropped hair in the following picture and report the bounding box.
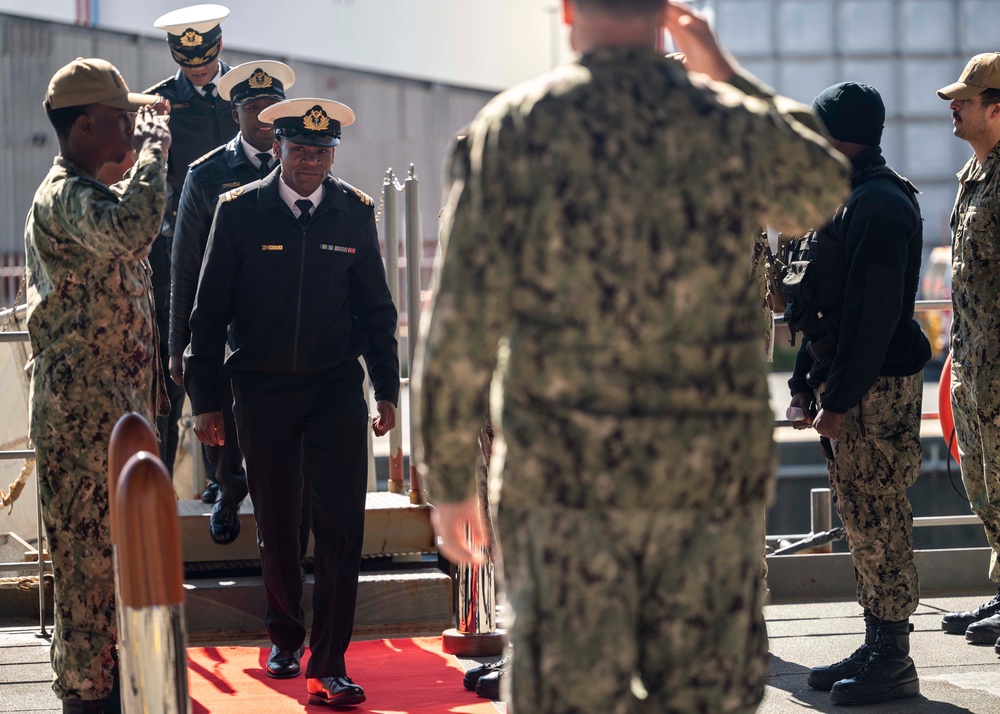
[980,87,1000,108]
[44,101,93,139]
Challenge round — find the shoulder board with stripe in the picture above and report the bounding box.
[352,187,374,207]
[220,186,247,203]
[190,144,226,168]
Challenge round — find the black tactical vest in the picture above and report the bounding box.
[782,166,920,348]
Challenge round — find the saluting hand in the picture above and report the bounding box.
[664,1,738,82]
[133,103,172,153]
[372,400,396,437]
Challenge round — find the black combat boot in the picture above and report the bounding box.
[829,618,919,705]
[806,609,878,691]
[62,701,102,713]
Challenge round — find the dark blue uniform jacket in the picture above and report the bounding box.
[185,170,400,414]
[170,134,260,355]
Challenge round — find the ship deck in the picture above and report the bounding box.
[4,593,1000,713]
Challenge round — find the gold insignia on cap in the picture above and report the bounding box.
[180,29,204,47]
[248,69,273,90]
[304,107,331,132]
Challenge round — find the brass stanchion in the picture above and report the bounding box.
[442,423,507,656]
[115,451,191,714]
[108,413,160,713]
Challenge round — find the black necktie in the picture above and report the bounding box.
[203,82,216,98]
[256,153,272,177]
[295,199,313,226]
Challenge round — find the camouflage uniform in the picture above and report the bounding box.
[24,144,169,701]
[950,140,1000,583]
[416,48,848,714]
[822,374,923,620]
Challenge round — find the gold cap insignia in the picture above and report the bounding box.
[248,69,273,90]
[303,107,331,132]
[180,29,204,47]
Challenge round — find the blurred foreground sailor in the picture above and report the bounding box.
[148,3,238,482]
[170,60,294,545]
[186,98,399,707]
[413,1,850,712]
[26,58,171,713]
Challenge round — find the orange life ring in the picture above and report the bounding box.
[938,353,961,464]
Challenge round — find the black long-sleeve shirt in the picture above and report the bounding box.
[185,171,400,414]
[789,147,930,412]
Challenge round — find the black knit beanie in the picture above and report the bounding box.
[811,82,885,146]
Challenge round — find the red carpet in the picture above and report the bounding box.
[188,637,499,713]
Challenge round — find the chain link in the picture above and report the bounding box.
[375,175,406,227]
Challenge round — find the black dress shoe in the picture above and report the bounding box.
[463,653,511,691]
[307,676,366,707]
[475,666,508,701]
[941,588,1000,633]
[266,644,302,679]
[201,481,220,504]
[209,497,242,545]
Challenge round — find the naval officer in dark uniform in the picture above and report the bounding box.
[186,98,399,708]
[147,4,239,483]
[170,60,295,544]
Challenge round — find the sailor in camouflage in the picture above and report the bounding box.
[413,2,849,712]
[937,53,1000,645]
[25,59,170,712]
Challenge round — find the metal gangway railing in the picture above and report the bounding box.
[0,163,437,637]
[0,269,971,625]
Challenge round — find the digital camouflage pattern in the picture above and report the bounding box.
[951,363,1000,581]
[750,231,774,362]
[950,139,1000,582]
[823,374,922,622]
[24,143,168,701]
[498,504,768,713]
[416,47,849,713]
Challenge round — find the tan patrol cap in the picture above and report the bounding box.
[937,53,1000,100]
[45,58,158,110]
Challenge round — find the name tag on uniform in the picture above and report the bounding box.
[262,245,284,251]
[221,181,241,189]
[320,244,355,254]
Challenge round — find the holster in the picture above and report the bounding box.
[805,335,834,362]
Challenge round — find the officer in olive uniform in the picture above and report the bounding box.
[785,82,929,706]
[936,53,1000,648]
[414,2,850,712]
[147,4,238,482]
[170,60,294,544]
[186,99,399,708]
[27,58,170,714]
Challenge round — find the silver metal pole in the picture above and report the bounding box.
[810,487,833,554]
[383,169,405,495]
[404,164,426,504]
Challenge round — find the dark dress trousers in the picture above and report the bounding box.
[185,170,399,677]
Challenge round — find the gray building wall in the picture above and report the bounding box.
[0,13,492,292]
[711,0,1000,246]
